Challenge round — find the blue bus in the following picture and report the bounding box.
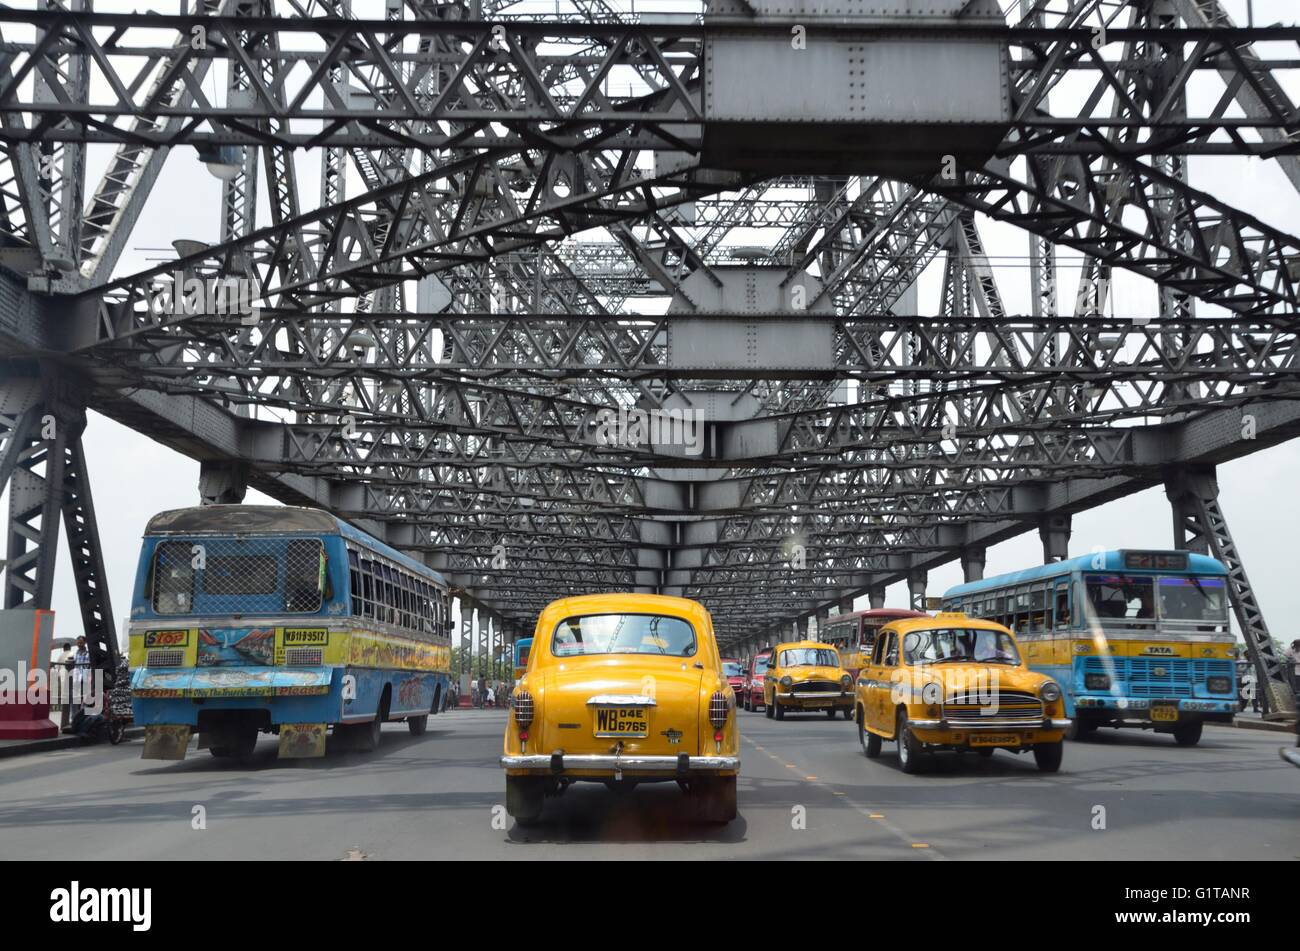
[512,637,533,681]
[942,550,1236,746]
[129,505,453,761]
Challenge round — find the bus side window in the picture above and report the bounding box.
[1054,587,1070,629]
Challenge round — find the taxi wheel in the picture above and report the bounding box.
[407,715,428,736]
[896,709,923,774]
[842,708,853,721]
[976,747,995,758]
[859,711,882,758]
[1033,741,1064,772]
[826,707,837,720]
[773,698,785,720]
[506,776,545,825]
[743,694,752,712]
[1173,721,1203,747]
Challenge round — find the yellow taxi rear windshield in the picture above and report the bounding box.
[551,613,697,658]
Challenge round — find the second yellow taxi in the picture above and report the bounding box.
[854,613,1070,772]
[763,640,855,720]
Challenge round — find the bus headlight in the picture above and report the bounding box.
[1207,676,1231,694]
[1040,681,1062,703]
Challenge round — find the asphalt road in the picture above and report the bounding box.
[1,709,1295,860]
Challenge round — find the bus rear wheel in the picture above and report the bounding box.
[1173,721,1203,747]
[407,715,428,736]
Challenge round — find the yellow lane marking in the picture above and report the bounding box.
[739,733,947,861]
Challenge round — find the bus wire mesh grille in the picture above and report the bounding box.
[152,537,325,615]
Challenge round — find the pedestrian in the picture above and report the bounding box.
[485,681,496,709]
[1240,664,1258,714]
[1287,639,1300,701]
[53,640,74,730]
[67,636,92,729]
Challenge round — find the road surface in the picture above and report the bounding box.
[1,709,1294,860]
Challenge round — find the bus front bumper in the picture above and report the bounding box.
[1072,697,1237,719]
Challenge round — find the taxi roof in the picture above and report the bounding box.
[772,639,837,653]
[536,592,712,625]
[880,612,1012,635]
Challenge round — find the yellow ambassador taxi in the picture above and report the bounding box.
[855,613,1070,773]
[763,640,855,720]
[500,593,739,825]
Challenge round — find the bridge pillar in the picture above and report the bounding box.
[0,363,118,677]
[867,586,885,610]
[836,596,854,614]
[960,547,986,582]
[906,571,928,612]
[1165,467,1295,719]
[1039,514,1072,563]
[814,607,830,639]
[199,459,249,505]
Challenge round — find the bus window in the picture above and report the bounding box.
[152,540,195,614]
[1054,585,1071,629]
[348,548,362,615]
[1157,576,1228,623]
[1086,575,1154,620]
[284,539,325,613]
[359,558,375,617]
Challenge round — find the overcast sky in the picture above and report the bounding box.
[3,0,1299,651]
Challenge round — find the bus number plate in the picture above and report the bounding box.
[1151,704,1179,722]
[593,707,649,738]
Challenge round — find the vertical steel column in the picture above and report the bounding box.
[1039,514,1071,563]
[907,571,927,612]
[1165,468,1295,718]
[960,547,986,583]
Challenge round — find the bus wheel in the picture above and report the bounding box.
[1033,741,1064,772]
[357,693,388,752]
[1173,721,1203,747]
[506,776,545,826]
[407,715,429,736]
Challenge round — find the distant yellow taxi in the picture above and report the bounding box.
[500,593,739,825]
[763,640,854,720]
[855,613,1070,773]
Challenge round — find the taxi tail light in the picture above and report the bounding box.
[512,690,534,729]
[709,691,730,729]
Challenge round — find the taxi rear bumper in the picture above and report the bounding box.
[501,753,739,775]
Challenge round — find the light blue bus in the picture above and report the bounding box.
[942,550,1236,746]
[129,505,453,762]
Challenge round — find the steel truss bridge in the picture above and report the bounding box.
[0,0,1297,716]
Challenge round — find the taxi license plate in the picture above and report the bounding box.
[1151,703,1179,722]
[970,734,1019,747]
[593,707,649,738]
[806,700,830,708]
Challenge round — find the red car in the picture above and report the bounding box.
[721,658,746,708]
[740,651,772,712]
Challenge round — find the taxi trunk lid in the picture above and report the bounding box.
[538,656,705,756]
